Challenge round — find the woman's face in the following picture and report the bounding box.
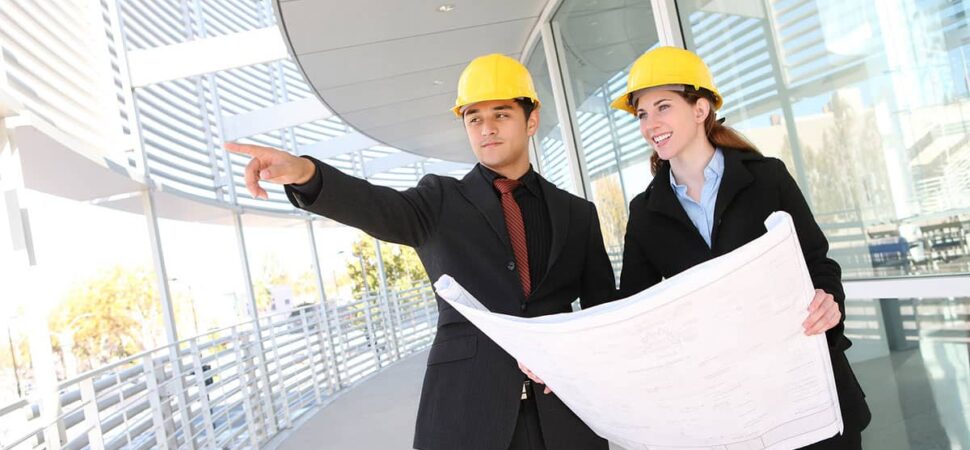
[634,89,710,161]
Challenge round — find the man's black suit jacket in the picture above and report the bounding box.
[286,157,616,450]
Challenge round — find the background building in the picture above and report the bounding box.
[0,0,967,449]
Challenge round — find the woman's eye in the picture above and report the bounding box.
[637,112,646,120]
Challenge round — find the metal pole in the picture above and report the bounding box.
[231,213,280,436]
[7,325,22,398]
[373,239,400,360]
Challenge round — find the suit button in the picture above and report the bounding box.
[520,303,527,312]
[507,261,515,271]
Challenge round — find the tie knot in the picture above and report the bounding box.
[493,178,522,195]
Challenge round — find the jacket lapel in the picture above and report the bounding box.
[457,165,510,248]
[645,163,696,230]
[712,148,757,226]
[538,174,570,277]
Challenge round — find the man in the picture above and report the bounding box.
[227,53,614,450]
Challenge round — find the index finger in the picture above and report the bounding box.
[225,142,268,158]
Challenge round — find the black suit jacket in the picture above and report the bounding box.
[619,148,871,435]
[286,158,615,450]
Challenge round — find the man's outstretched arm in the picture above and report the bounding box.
[226,142,443,247]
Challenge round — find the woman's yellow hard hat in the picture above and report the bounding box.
[610,46,722,115]
[452,54,541,117]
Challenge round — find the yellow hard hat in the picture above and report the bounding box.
[610,46,722,115]
[452,53,541,117]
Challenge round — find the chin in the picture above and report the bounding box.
[654,147,679,161]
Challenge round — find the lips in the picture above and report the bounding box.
[652,132,671,147]
[481,141,502,148]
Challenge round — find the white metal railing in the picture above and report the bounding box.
[0,283,438,450]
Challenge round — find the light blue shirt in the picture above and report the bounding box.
[669,148,725,248]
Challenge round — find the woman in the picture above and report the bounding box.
[612,47,871,448]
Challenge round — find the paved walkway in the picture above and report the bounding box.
[274,349,627,449]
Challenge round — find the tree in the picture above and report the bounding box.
[813,90,893,224]
[345,234,426,298]
[47,265,185,373]
[592,173,629,251]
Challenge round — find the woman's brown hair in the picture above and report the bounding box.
[645,88,761,175]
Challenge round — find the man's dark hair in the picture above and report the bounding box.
[515,97,537,122]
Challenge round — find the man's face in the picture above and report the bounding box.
[462,99,538,171]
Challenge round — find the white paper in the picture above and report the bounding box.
[434,212,843,450]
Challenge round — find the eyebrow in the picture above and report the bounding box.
[464,104,514,117]
[637,98,672,114]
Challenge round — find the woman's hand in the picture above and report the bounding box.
[803,289,841,335]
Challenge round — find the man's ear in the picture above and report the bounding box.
[526,109,539,137]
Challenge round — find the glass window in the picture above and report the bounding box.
[678,2,970,447]
[241,215,320,319]
[1,190,157,385]
[526,38,577,195]
[678,0,970,279]
[158,214,249,336]
[551,0,660,276]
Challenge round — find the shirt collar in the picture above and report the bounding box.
[669,147,725,190]
[478,164,542,197]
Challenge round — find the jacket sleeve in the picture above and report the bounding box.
[618,194,663,299]
[579,203,617,309]
[773,159,849,351]
[284,156,444,248]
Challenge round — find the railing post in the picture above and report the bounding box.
[190,339,218,448]
[391,290,405,356]
[80,378,105,450]
[299,307,324,405]
[233,328,263,448]
[143,354,176,449]
[423,287,436,337]
[361,295,382,368]
[323,301,343,390]
[267,315,292,429]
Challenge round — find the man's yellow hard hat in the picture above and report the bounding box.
[610,46,722,116]
[452,53,541,117]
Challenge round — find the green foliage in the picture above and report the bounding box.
[345,235,426,298]
[48,265,168,372]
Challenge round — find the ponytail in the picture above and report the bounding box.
[648,89,761,175]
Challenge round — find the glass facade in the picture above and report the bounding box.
[1,0,968,448]
[677,0,970,280]
[549,0,660,273]
[531,1,970,448]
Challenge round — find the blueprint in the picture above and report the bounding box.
[434,212,843,450]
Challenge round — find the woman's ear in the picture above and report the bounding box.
[694,97,711,124]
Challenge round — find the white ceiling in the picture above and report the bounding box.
[276,0,548,163]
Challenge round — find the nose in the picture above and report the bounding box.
[641,115,660,137]
[481,119,498,137]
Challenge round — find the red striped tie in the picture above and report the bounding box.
[493,178,530,297]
